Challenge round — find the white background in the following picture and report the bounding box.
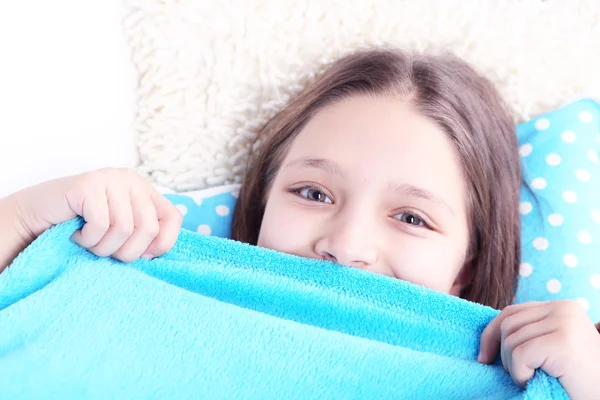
[0,0,138,198]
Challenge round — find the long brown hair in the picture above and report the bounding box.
[232,48,521,309]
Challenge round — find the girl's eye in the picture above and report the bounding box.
[295,187,333,204]
[395,212,427,227]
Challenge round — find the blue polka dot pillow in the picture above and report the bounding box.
[158,184,239,239]
[159,99,600,320]
[516,99,600,321]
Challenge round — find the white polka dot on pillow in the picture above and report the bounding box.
[516,99,600,323]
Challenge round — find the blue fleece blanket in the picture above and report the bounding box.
[0,218,567,399]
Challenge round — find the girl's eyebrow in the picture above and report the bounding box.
[284,157,456,216]
[284,157,348,178]
[387,182,456,216]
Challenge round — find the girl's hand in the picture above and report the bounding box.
[15,168,182,262]
[478,300,600,400]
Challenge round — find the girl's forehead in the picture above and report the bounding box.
[282,96,468,211]
[288,96,459,175]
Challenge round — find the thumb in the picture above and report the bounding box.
[478,315,502,364]
[70,230,82,245]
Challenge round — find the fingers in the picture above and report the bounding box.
[503,317,556,385]
[478,302,548,364]
[479,300,598,395]
[88,186,135,257]
[67,168,183,263]
[110,187,160,262]
[500,306,552,371]
[508,333,556,388]
[479,302,557,389]
[87,186,181,263]
[70,186,111,248]
[143,191,183,258]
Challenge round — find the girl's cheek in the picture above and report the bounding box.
[258,198,317,254]
[387,239,458,292]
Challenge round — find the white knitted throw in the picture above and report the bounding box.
[124,0,600,192]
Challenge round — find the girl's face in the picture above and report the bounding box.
[257,96,472,295]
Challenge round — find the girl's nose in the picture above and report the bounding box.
[314,220,378,269]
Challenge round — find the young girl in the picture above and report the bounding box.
[0,49,598,399]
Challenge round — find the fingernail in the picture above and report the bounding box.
[141,253,155,260]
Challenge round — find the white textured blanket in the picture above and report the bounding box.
[124,0,600,191]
